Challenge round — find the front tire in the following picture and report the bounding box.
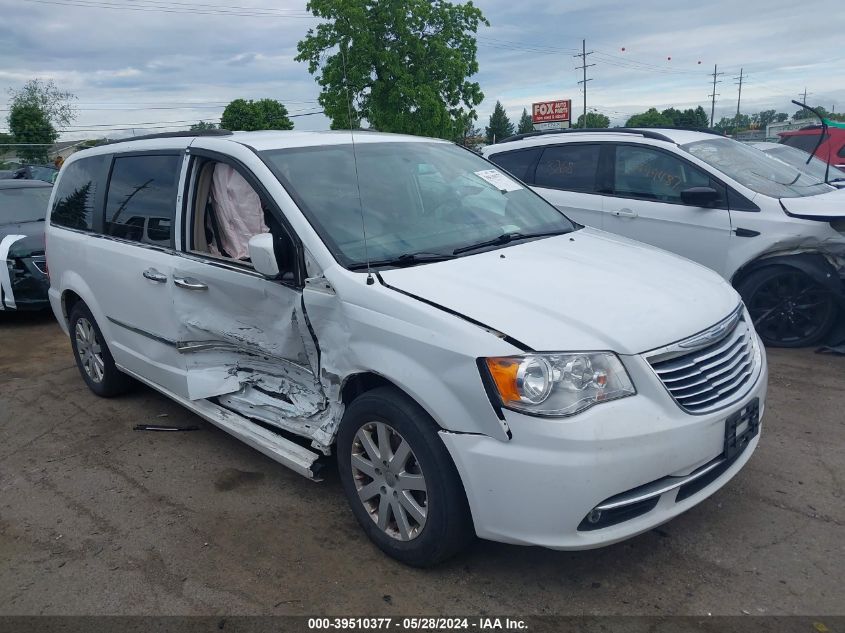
[738,265,838,348]
[337,387,474,567]
[69,302,133,397]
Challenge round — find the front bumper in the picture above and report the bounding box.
[2,256,49,311]
[441,342,768,550]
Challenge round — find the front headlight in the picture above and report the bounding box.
[482,352,636,417]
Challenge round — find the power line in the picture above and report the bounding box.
[1,110,326,136]
[574,39,595,128]
[20,0,316,18]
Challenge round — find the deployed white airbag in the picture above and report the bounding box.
[210,163,268,260]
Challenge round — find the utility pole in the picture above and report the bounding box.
[734,68,744,117]
[799,88,809,104]
[574,39,594,128]
[708,64,723,127]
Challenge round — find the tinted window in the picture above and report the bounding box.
[534,144,600,192]
[51,156,105,231]
[614,145,710,203]
[105,154,181,247]
[488,148,541,182]
[781,133,827,154]
[0,186,52,224]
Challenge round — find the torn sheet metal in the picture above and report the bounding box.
[0,234,26,310]
[170,256,339,451]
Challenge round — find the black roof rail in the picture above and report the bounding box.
[497,127,677,144]
[101,129,233,146]
[497,126,728,146]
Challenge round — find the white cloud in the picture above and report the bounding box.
[1,0,843,138]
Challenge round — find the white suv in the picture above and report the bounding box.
[46,130,767,566]
[484,128,845,347]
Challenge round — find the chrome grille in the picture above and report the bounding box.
[645,306,761,414]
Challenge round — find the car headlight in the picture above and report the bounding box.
[482,352,636,417]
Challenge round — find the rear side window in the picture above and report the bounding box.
[488,148,541,182]
[781,133,828,154]
[105,154,182,248]
[51,155,106,231]
[534,144,600,192]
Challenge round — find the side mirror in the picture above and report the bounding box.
[248,233,279,278]
[680,186,719,207]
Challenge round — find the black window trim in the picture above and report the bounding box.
[103,149,184,250]
[182,148,306,290]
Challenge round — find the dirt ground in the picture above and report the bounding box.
[1,310,843,617]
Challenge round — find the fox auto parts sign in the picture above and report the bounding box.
[532,100,571,123]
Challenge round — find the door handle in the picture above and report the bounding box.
[173,276,208,291]
[614,208,638,218]
[142,268,168,283]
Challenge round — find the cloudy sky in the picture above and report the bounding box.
[1,0,843,140]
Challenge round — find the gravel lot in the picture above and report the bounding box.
[1,310,843,616]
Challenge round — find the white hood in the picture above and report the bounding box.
[780,188,845,219]
[379,228,740,355]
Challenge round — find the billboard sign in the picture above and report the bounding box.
[532,100,571,124]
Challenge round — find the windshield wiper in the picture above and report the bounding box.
[452,230,570,255]
[348,251,457,270]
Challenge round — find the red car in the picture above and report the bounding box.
[779,125,845,170]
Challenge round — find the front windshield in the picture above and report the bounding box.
[764,145,845,182]
[0,186,52,224]
[682,137,833,198]
[261,141,575,267]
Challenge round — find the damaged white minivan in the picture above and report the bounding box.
[46,130,768,566]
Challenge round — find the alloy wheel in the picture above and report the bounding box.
[747,271,834,345]
[75,317,105,383]
[351,421,428,541]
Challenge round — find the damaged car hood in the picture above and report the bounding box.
[378,228,739,355]
[780,188,845,220]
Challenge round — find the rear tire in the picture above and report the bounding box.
[69,302,133,397]
[737,265,838,348]
[337,386,474,567]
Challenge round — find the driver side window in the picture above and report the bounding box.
[187,158,296,281]
[613,145,711,205]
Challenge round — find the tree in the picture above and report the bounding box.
[295,0,488,139]
[575,112,610,128]
[794,105,828,120]
[190,121,218,131]
[754,109,777,130]
[517,108,534,134]
[220,99,293,131]
[775,112,789,122]
[625,108,673,128]
[485,101,514,143]
[6,79,76,163]
[8,104,57,163]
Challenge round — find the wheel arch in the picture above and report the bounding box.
[732,252,844,305]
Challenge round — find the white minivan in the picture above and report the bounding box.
[46,130,767,566]
[484,129,845,348]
